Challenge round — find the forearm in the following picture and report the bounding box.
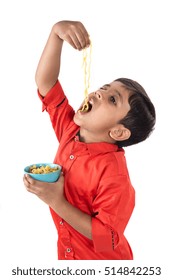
[24,173,92,239]
[51,199,92,240]
[35,24,63,96]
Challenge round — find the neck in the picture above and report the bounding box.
[79,128,115,144]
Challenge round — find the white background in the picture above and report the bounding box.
[0,0,172,279]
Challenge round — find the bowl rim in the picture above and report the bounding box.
[24,163,61,174]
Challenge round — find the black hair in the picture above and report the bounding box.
[115,78,156,147]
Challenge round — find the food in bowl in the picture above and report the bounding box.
[29,164,59,174]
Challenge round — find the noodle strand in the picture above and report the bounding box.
[79,43,92,112]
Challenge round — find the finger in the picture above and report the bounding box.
[25,174,44,187]
[64,34,78,49]
[23,175,41,194]
[58,174,64,184]
[73,28,88,49]
[76,22,89,37]
[63,23,90,50]
[75,29,91,49]
[68,27,90,50]
[59,171,64,178]
[23,174,32,184]
[78,24,91,46]
[25,182,41,195]
[23,177,33,192]
[77,34,88,50]
[23,175,29,188]
[67,31,84,50]
[52,172,64,187]
[24,174,35,185]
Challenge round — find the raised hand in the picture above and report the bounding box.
[54,20,90,50]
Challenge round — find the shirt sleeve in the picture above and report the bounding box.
[37,80,75,141]
[91,175,135,253]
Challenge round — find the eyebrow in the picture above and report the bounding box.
[102,84,111,88]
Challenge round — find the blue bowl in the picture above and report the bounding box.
[24,163,61,182]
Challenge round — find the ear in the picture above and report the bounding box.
[109,124,131,142]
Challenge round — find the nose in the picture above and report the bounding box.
[95,90,103,99]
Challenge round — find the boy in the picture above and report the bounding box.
[23,20,156,260]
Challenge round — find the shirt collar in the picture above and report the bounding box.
[86,142,121,155]
[74,132,122,155]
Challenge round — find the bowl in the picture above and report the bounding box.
[24,163,61,182]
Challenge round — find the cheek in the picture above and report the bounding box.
[90,111,116,130]
[95,107,117,124]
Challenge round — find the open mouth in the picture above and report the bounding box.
[78,99,93,113]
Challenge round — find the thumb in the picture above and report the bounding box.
[58,172,64,182]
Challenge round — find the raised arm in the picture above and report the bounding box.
[35,20,90,96]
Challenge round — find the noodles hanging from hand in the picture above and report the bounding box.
[79,43,92,112]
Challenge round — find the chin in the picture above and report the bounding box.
[73,113,81,126]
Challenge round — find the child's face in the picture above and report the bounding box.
[73,81,131,142]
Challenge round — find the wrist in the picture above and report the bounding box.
[52,23,63,41]
[50,196,68,215]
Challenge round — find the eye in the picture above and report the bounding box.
[110,96,116,104]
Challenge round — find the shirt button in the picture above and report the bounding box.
[66,248,71,253]
[60,220,63,225]
[69,155,74,160]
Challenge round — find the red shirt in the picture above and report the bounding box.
[38,81,135,260]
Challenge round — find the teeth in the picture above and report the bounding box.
[89,98,93,104]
